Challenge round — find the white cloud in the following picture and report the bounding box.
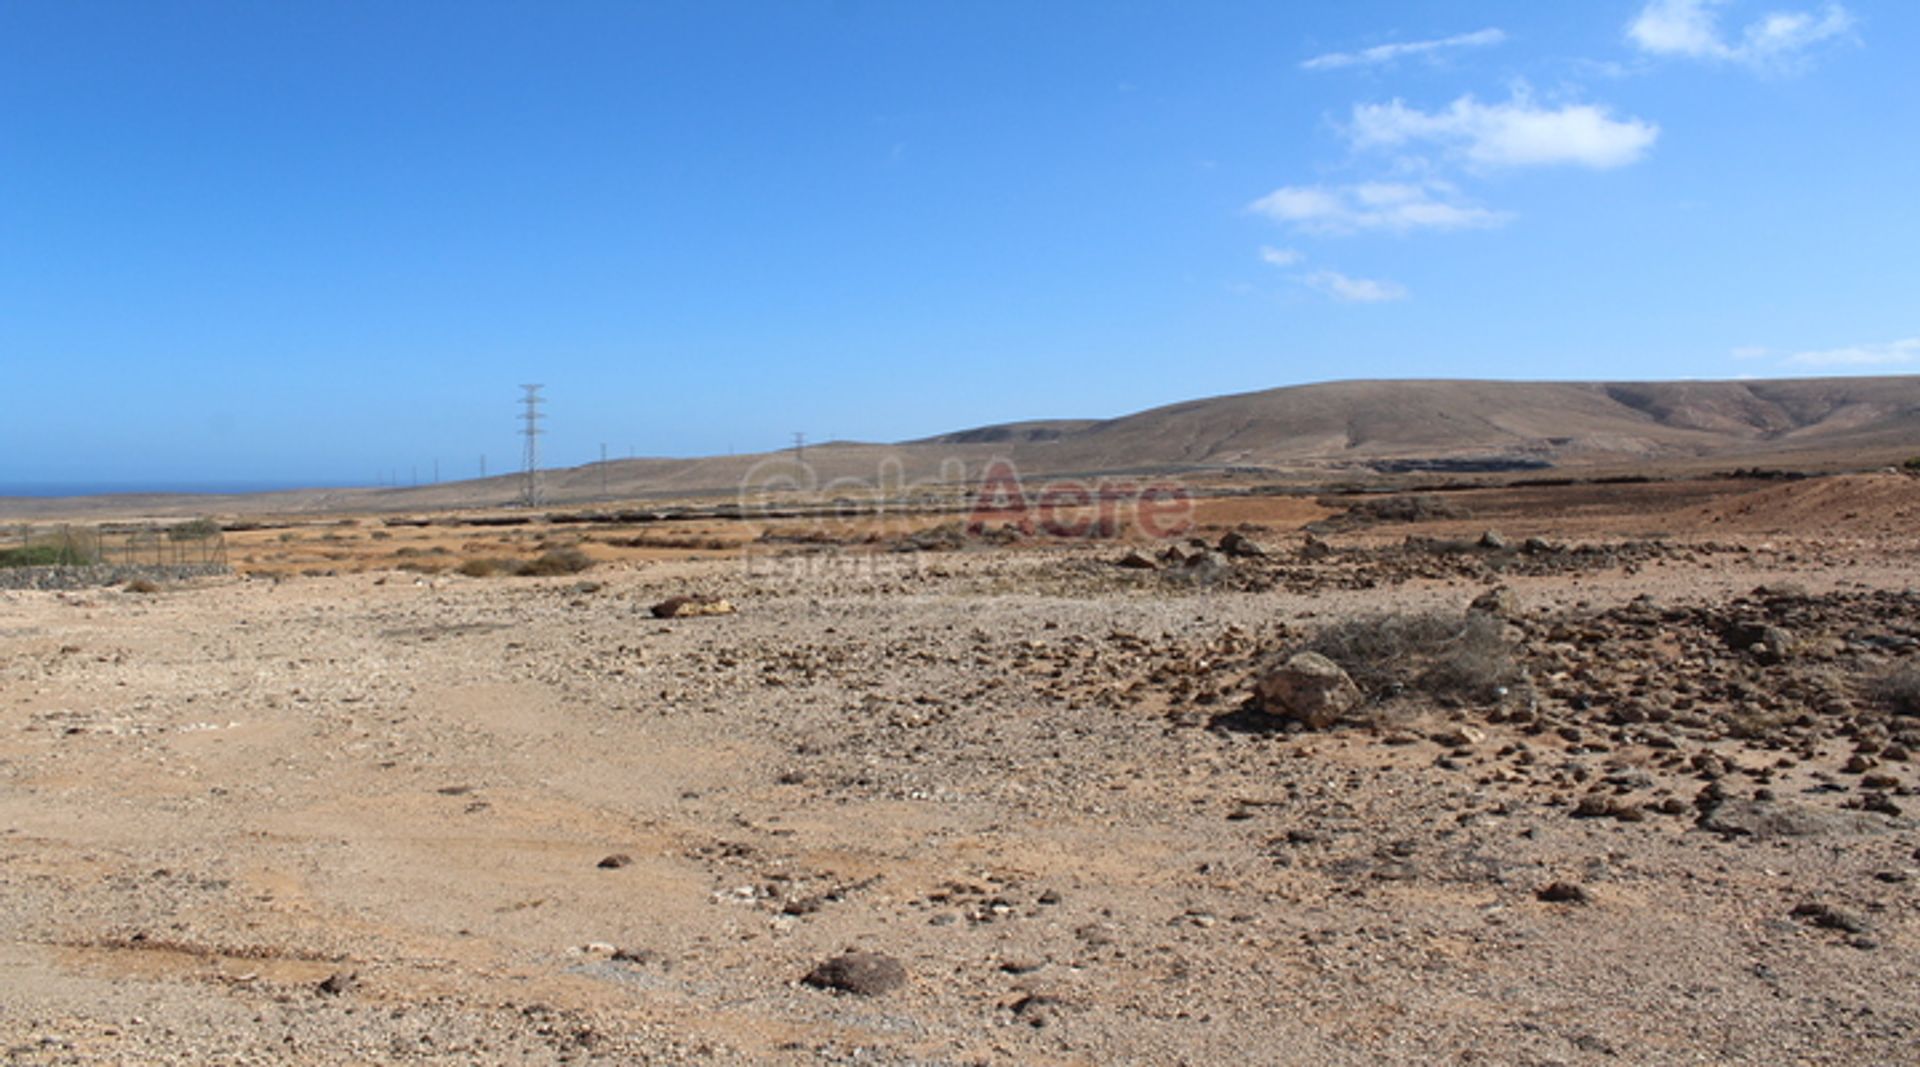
[1259,245,1304,267]
[1302,270,1408,303]
[1249,181,1509,235]
[1302,28,1507,72]
[1627,0,1853,68]
[1349,90,1659,169]
[1782,338,1920,367]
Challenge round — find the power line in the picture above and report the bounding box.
[519,384,545,508]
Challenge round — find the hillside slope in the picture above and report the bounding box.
[6,376,1917,518]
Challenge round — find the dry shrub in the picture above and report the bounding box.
[456,548,594,578]
[1876,661,1920,717]
[514,547,594,577]
[1349,494,1468,525]
[1302,611,1515,704]
[123,578,160,594]
[456,558,509,578]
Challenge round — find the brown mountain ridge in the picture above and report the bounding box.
[5,375,1918,518]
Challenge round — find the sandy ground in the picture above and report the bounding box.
[2,474,1918,1064]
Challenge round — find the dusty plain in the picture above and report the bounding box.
[3,472,1919,1064]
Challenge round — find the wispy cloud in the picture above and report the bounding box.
[1249,181,1509,235]
[1301,270,1408,303]
[1258,245,1304,267]
[1782,338,1920,367]
[1349,89,1659,169]
[1302,28,1507,72]
[1627,0,1854,69]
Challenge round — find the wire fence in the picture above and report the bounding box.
[0,520,228,570]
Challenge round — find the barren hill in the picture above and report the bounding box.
[993,376,1920,472]
[5,376,1918,518]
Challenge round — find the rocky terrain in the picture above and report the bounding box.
[2,473,1918,1064]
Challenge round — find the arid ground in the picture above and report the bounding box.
[3,472,1918,1064]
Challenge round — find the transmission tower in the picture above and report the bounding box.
[519,384,545,507]
[792,431,806,464]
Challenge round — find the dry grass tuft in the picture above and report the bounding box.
[1875,661,1920,717]
[455,547,595,579]
[1301,611,1515,704]
[515,547,595,577]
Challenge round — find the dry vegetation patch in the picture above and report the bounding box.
[1298,610,1517,706]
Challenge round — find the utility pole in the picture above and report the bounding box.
[792,431,806,464]
[480,455,487,479]
[599,443,608,497]
[519,384,545,508]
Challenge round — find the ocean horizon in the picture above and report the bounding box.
[0,481,363,499]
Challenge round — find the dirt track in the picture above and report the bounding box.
[2,475,1918,1064]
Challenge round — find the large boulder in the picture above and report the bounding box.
[1255,652,1362,729]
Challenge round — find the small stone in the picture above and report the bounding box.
[1572,794,1614,819]
[802,951,906,996]
[1115,550,1159,570]
[316,971,357,996]
[1537,881,1591,904]
[597,853,633,869]
[1430,725,1486,749]
[1478,530,1509,551]
[1468,586,1518,618]
[650,595,736,619]
[1791,902,1869,934]
[1009,992,1069,1028]
[1219,531,1267,558]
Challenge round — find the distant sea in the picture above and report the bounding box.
[0,481,355,498]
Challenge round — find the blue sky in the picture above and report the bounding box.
[2,1,1915,490]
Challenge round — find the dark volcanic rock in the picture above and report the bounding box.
[1698,798,1895,839]
[1791,902,1870,934]
[802,951,907,996]
[1537,881,1591,904]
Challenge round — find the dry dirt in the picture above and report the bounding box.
[3,473,1919,1064]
